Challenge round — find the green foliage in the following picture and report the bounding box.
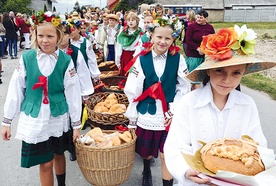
[1,0,32,14]
[113,0,133,12]
[44,4,47,12]
[241,73,276,100]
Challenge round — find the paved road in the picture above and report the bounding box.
[0,51,275,186]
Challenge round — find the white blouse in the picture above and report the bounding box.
[115,29,141,68]
[60,47,94,97]
[164,82,267,186]
[2,49,82,144]
[124,50,190,130]
[71,36,101,79]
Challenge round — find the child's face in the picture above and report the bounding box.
[207,64,246,96]
[103,18,108,25]
[156,8,163,16]
[37,23,58,55]
[127,18,137,30]
[58,32,70,49]
[144,16,153,31]
[151,26,174,55]
[108,19,117,27]
[81,25,87,34]
[70,26,80,40]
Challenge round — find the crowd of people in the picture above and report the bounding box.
[1,3,276,186]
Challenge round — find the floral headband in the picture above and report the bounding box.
[66,18,82,27]
[32,10,61,27]
[148,17,182,39]
[200,24,257,60]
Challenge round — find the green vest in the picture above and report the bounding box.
[79,38,88,65]
[70,44,79,68]
[20,49,70,118]
[137,51,180,115]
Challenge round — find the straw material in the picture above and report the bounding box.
[75,130,137,186]
[186,50,276,82]
[99,70,120,79]
[101,76,126,93]
[86,92,129,125]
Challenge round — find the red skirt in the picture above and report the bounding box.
[120,50,135,76]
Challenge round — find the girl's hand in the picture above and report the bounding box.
[164,117,172,127]
[1,126,11,141]
[185,169,213,184]
[73,129,81,142]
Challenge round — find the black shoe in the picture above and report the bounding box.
[0,79,2,84]
[142,170,153,186]
[14,56,18,59]
[1,56,7,59]
[69,152,76,161]
[25,48,31,50]
[11,56,14,59]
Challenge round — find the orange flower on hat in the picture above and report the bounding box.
[200,27,238,60]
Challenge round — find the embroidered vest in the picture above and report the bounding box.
[20,49,70,118]
[80,37,88,64]
[137,51,180,115]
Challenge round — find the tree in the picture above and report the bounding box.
[2,0,32,14]
[44,4,47,12]
[113,0,133,12]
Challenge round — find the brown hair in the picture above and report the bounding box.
[31,21,63,50]
[126,12,139,30]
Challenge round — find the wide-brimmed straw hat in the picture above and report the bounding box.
[107,14,119,22]
[186,25,276,82]
[71,11,81,20]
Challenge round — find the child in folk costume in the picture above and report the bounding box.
[58,22,95,161]
[164,25,276,186]
[116,12,142,76]
[1,11,82,186]
[69,19,101,86]
[98,14,121,62]
[124,17,190,186]
[97,13,110,61]
[133,11,154,57]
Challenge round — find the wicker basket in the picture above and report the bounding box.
[100,76,126,93]
[99,70,120,79]
[98,61,118,71]
[86,92,129,125]
[75,130,136,186]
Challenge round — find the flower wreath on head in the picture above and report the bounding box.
[200,24,257,60]
[31,10,61,27]
[148,16,182,39]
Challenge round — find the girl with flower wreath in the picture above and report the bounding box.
[1,11,82,186]
[69,19,101,87]
[124,17,190,186]
[116,12,142,76]
[164,25,276,186]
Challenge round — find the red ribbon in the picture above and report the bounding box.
[133,81,168,117]
[123,42,153,75]
[115,125,128,131]
[118,79,126,89]
[32,76,49,104]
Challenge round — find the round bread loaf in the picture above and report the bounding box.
[200,138,264,176]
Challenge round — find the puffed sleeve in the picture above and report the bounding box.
[115,39,123,68]
[124,57,145,122]
[86,40,101,79]
[164,97,195,185]
[2,57,26,126]
[64,60,82,129]
[76,50,94,96]
[170,54,190,113]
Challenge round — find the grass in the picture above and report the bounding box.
[241,73,276,100]
[177,22,276,100]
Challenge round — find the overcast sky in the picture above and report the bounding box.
[53,0,107,14]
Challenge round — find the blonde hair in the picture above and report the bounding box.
[126,12,139,29]
[31,21,64,50]
[186,9,196,23]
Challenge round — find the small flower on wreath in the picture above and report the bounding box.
[140,41,153,56]
[231,25,257,55]
[147,17,182,39]
[31,10,61,27]
[200,24,257,60]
